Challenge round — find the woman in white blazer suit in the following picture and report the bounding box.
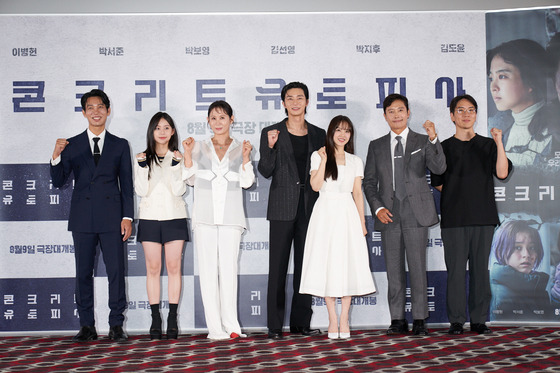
[134,112,188,340]
[182,100,255,340]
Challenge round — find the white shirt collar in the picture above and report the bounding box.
[390,127,409,143]
[87,128,106,141]
[87,129,106,152]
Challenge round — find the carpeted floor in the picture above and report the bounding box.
[1,326,559,372]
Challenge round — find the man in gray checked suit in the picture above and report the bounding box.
[363,93,446,336]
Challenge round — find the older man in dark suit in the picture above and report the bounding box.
[50,89,133,342]
[363,93,446,336]
[258,81,326,339]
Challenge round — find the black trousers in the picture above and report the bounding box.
[267,193,313,331]
[441,225,495,324]
[72,231,127,327]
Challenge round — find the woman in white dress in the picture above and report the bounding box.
[300,115,376,339]
[182,100,255,340]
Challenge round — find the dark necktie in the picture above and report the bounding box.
[394,135,405,200]
[93,137,101,166]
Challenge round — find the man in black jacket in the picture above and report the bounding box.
[258,82,326,339]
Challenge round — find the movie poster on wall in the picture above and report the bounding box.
[486,7,560,323]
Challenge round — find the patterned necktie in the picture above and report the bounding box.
[394,135,405,200]
[93,137,101,166]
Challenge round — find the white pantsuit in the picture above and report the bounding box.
[194,224,243,339]
[185,138,255,339]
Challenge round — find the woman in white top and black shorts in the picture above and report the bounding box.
[135,112,188,340]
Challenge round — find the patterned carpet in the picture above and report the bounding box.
[1,326,560,372]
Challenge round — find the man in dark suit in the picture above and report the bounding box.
[363,93,446,336]
[258,81,326,339]
[50,89,133,342]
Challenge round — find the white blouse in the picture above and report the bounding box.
[185,138,255,229]
[310,151,364,193]
[134,151,188,221]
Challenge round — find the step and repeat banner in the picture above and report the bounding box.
[0,8,558,334]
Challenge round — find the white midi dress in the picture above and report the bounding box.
[299,151,376,298]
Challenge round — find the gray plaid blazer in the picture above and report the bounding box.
[258,119,326,221]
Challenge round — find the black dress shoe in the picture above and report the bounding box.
[386,319,408,335]
[448,322,464,335]
[412,319,429,336]
[268,329,283,339]
[72,326,98,342]
[108,325,128,341]
[471,323,492,334]
[290,326,321,336]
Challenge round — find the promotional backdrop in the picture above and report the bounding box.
[0,8,557,335]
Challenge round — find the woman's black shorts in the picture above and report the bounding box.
[137,218,189,244]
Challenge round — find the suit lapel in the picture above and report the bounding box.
[76,131,96,174]
[379,134,393,180]
[404,130,418,166]
[93,131,115,174]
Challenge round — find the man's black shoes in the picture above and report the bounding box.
[108,325,128,341]
[268,329,283,339]
[412,319,429,336]
[448,322,464,335]
[72,326,98,342]
[471,323,492,334]
[290,326,321,336]
[386,319,409,335]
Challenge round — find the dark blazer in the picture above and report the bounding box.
[50,130,134,233]
[258,119,326,221]
[363,129,446,231]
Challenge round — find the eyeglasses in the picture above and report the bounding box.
[455,108,476,114]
